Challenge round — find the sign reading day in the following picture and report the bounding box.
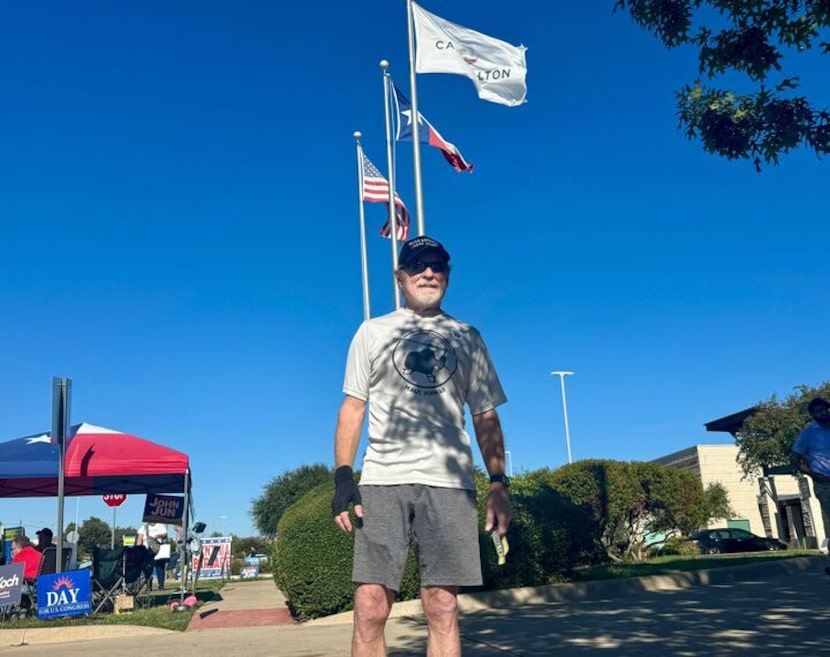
[37,570,91,619]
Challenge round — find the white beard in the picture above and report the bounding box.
[404,286,444,312]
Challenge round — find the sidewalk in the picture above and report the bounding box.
[0,556,823,654]
[186,578,294,630]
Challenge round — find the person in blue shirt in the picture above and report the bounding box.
[791,397,830,564]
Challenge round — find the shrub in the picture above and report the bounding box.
[476,471,603,590]
[273,481,357,620]
[652,536,699,557]
[274,469,604,619]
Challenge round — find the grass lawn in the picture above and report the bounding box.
[0,580,225,632]
[572,550,818,582]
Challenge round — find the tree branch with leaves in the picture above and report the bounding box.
[735,381,830,477]
[615,0,830,170]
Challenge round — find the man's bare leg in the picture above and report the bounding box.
[421,585,460,657]
[353,583,394,657]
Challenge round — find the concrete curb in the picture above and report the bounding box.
[0,625,175,647]
[305,555,824,625]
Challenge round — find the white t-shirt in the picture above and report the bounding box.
[139,523,168,541]
[343,307,506,489]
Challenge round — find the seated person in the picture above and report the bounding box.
[35,527,53,552]
[11,535,42,580]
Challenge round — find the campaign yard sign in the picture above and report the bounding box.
[3,527,23,565]
[0,563,25,607]
[192,537,232,579]
[37,570,91,619]
[142,493,184,524]
[240,564,259,579]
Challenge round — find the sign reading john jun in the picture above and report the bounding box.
[143,493,184,523]
[37,570,91,619]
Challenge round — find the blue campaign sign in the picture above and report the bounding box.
[37,569,91,619]
[143,493,184,523]
[0,563,25,607]
[239,564,259,579]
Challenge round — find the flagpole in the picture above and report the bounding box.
[52,377,71,574]
[354,133,372,321]
[380,61,402,309]
[406,0,426,236]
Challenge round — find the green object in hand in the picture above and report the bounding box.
[491,531,509,566]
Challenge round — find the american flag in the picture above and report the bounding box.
[361,152,411,241]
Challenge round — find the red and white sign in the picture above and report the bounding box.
[192,537,232,579]
[102,493,127,508]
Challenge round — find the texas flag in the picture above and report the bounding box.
[393,85,473,173]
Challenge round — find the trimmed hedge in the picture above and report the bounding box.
[274,472,596,620]
[273,461,731,619]
[273,481,356,620]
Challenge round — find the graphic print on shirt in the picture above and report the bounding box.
[392,329,458,389]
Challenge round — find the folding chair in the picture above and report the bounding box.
[91,546,126,614]
[37,546,73,575]
[91,546,154,614]
[121,546,153,601]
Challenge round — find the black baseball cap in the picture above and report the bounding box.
[398,235,450,268]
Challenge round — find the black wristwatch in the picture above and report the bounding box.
[489,473,510,488]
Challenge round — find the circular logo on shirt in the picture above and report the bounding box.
[393,329,458,389]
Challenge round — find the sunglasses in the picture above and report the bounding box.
[401,260,449,275]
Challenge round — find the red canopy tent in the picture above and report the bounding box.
[0,422,194,591]
[0,422,192,498]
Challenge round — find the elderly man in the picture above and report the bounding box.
[332,235,512,657]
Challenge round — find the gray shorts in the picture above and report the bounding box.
[353,485,482,592]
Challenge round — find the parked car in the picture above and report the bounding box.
[687,528,787,554]
[244,553,269,565]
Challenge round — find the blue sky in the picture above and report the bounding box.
[2,2,827,538]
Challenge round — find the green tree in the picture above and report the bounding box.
[235,536,270,556]
[703,481,736,527]
[634,462,709,543]
[78,516,112,554]
[543,460,647,562]
[251,463,332,538]
[735,381,830,476]
[615,1,830,170]
[544,460,727,561]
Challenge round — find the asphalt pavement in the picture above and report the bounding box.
[0,556,827,656]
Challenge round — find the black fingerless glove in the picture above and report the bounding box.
[332,465,362,516]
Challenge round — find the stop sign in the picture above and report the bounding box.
[102,493,127,507]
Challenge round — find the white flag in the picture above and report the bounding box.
[412,2,528,107]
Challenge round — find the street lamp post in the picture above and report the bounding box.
[550,371,574,464]
[505,449,513,478]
